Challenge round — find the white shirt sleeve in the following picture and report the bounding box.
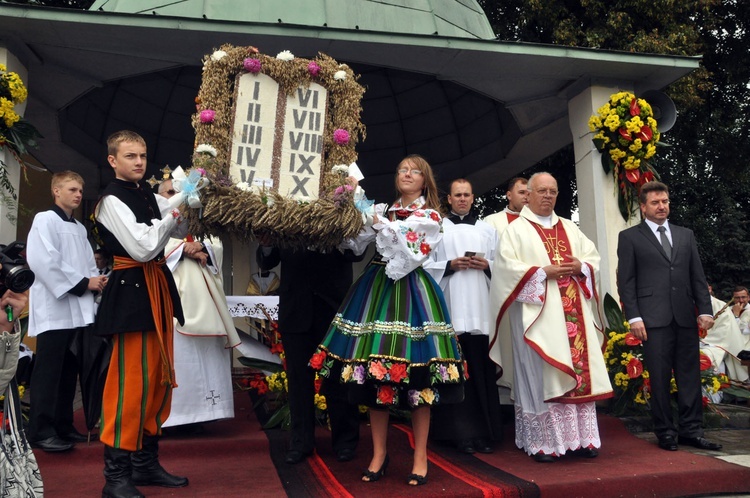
[96,195,183,262]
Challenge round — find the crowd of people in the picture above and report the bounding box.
[8,132,748,496]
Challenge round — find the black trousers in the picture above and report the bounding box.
[431,334,503,442]
[283,303,359,454]
[641,321,703,439]
[28,327,81,441]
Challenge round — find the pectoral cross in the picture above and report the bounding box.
[551,250,564,266]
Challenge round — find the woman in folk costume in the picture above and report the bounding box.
[310,155,465,486]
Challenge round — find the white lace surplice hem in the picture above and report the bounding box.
[514,402,601,456]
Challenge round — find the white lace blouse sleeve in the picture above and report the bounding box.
[375,208,443,281]
[337,202,387,255]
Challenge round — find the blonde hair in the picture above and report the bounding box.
[107,130,146,156]
[51,170,84,198]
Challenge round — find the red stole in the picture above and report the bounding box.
[531,222,594,401]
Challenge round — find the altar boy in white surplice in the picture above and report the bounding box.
[424,179,503,455]
[489,172,612,463]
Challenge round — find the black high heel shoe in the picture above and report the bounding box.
[407,462,429,486]
[362,454,389,482]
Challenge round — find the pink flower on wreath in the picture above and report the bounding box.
[333,129,350,145]
[307,61,321,76]
[200,109,216,123]
[566,321,578,337]
[406,231,418,243]
[243,58,262,74]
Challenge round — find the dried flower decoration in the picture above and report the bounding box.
[195,144,217,157]
[189,44,366,250]
[307,61,321,77]
[333,129,350,145]
[244,58,262,74]
[210,50,228,62]
[275,50,294,61]
[199,109,216,123]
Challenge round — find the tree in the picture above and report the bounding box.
[477,0,750,297]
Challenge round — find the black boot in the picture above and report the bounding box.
[131,436,188,488]
[102,446,144,498]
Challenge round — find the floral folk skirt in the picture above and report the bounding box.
[311,261,466,409]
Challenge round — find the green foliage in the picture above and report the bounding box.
[477,0,750,295]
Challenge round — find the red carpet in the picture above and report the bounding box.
[33,392,750,497]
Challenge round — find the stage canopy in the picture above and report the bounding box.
[0,0,699,200]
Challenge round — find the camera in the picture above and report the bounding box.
[0,241,35,294]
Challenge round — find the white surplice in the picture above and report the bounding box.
[423,218,496,335]
[701,296,749,383]
[26,210,97,336]
[162,237,240,427]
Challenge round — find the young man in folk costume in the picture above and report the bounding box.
[489,172,612,463]
[94,130,189,498]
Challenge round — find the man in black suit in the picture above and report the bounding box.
[617,181,722,452]
[257,246,361,464]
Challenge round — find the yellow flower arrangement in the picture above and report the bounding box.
[0,63,42,211]
[603,294,727,417]
[589,91,664,221]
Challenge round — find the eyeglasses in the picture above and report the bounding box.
[397,168,423,176]
[534,188,558,197]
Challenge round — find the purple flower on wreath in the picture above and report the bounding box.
[307,61,321,77]
[199,109,216,124]
[353,364,366,384]
[408,390,421,407]
[333,129,350,145]
[243,58,262,74]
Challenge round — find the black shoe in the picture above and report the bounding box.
[30,436,74,453]
[532,452,555,463]
[456,439,476,454]
[336,448,355,462]
[678,436,723,451]
[61,430,95,443]
[474,439,493,454]
[657,435,678,451]
[284,450,312,464]
[362,454,389,482]
[572,447,598,458]
[407,463,428,486]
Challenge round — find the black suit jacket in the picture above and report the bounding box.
[257,247,363,335]
[617,221,712,329]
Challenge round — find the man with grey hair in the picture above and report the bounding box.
[489,172,612,463]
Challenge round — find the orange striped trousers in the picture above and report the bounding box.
[100,330,173,451]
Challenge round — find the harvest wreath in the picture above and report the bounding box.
[186,44,366,249]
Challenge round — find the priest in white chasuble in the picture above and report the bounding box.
[488,172,612,463]
[158,180,241,430]
[424,179,503,455]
